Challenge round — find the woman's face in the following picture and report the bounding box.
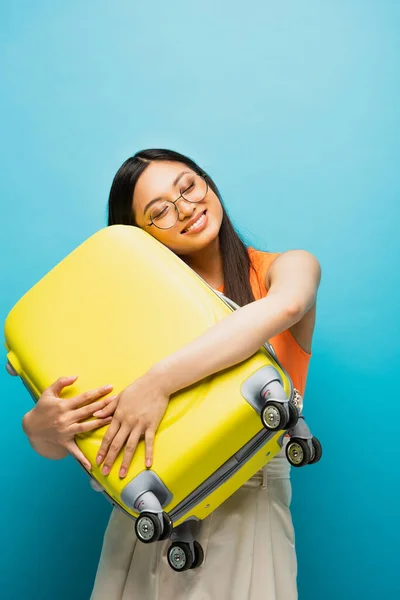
[132,161,223,255]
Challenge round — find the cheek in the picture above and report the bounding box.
[140,221,184,250]
[145,227,174,245]
[209,195,224,226]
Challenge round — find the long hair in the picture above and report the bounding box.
[108,149,256,306]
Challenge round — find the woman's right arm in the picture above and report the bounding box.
[22,376,116,469]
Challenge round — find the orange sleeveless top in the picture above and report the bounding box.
[218,248,311,398]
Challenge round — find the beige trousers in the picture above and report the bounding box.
[90,442,297,600]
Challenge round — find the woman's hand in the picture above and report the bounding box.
[93,373,170,478]
[22,376,116,469]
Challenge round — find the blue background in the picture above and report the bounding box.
[1,1,399,598]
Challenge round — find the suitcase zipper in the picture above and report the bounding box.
[169,427,280,522]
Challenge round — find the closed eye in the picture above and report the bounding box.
[152,205,169,220]
[182,182,195,194]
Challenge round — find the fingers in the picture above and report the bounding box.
[73,395,117,422]
[65,439,92,470]
[92,396,119,419]
[95,419,121,469]
[99,425,130,476]
[47,375,79,398]
[119,429,143,478]
[95,423,156,478]
[70,416,113,435]
[144,429,155,469]
[66,384,114,410]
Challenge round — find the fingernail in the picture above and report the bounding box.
[93,410,102,417]
[102,465,110,475]
[105,417,113,422]
[119,468,126,478]
[104,385,113,391]
[146,459,152,468]
[96,454,103,465]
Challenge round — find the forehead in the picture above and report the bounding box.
[133,161,193,214]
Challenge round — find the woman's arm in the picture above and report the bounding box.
[95,250,321,475]
[22,411,70,459]
[269,250,318,354]
[152,250,321,395]
[21,378,115,469]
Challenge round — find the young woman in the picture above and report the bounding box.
[22,149,321,600]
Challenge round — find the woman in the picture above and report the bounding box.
[22,149,321,600]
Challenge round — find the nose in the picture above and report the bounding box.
[177,198,196,220]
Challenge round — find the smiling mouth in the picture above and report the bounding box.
[181,210,207,234]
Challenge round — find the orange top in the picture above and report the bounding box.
[218,248,311,398]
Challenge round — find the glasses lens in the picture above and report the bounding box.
[150,201,178,230]
[180,174,207,203]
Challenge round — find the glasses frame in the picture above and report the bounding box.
[146,174,209,230]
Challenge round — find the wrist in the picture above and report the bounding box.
[147,360,176,396]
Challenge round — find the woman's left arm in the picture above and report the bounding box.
[152,250,321,392]
[95,250,321,476]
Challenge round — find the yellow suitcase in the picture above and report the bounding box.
[4,225,313,571]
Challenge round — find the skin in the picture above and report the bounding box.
[134,161,225,288]
[23,160,321,478]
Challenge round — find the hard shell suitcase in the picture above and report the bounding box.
[4,226,318,571]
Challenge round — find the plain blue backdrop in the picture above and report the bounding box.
[1,1,399,598]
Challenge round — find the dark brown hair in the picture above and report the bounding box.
[108,149,256,306]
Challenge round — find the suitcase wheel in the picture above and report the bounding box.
[190,541,204,569]
[158,512,174,541]
[167,540,204,571]
[135,512,162,543]
[167,542,194,571]
[6,361,18,377]
[89,478,103,493]
[286,400,299,431]
[261,401,288,431]
[285,438,312,467]
[308,437,323,465]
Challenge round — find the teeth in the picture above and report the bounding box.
[184,212,205,233]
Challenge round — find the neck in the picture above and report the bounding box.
[180,237,224,289]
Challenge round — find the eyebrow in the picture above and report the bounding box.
[143,171,189,216]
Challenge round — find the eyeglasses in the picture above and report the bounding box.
[146,173,208,230]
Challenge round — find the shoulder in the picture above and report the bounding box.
[246,248,281,299]
[265,249,321,290]
[247,248,321,298]
[248,247,281,271]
